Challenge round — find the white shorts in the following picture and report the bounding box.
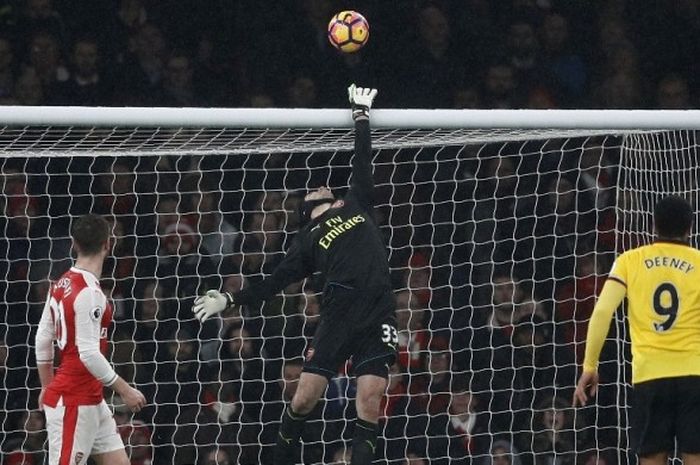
[44,399,124,465]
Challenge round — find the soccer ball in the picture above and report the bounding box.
[327,10,369,53]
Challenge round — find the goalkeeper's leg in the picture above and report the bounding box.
[273,372,328,465]
[350,373,387,465]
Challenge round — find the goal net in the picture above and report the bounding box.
[1,107,698,465]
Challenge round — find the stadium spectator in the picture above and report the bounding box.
[425,377,490,465]
[477,438,522,465]
[540,13,588,106]
[118,419,153,465]
[191,33,241,106]
[481,62,521,109]
[11,66,44,105]
[404,251,432,307]
[116,0,149,33]
[555,254,606,364]
[171,381,241,465]
[515,175,596,300]
[104,218,137,319]
[155,221,219,331]
[191,191,240,271]
[286,75,319,108]
[452,271,542,432]
[490,273,545,333]
[394,289,429,371]
[573,139,616,211]
[133,280,171,364]
[16,0,68,48]
[219,323,266,406]
[377,361,431,464]
[149,328,200,461]
[656,73,692,109]
[5,410,46,465]
[53,37,112,105]
[117,22,168,104]
[512,313,577,402]
[399,4,464,108]
[93,161,138,231]
[423,336,453,415]
[158,51,198,106]
[506,21,548,97]
[525,396,588,465]
[235,211,285,276]
[26,31,68,93]
[458,153,530,306]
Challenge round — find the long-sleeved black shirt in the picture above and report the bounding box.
[234,119,392,307]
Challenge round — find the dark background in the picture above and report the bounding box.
[1,1,694,465]
[0,0,697,110]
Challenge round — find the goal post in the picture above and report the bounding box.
[2,107,699,465]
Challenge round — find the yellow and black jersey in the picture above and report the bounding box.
[584,240,700,383]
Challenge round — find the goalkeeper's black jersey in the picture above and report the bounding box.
[234,119,392,316]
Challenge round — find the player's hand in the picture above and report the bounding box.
[192,289,234,322]
[121,386,147,413]
[38,388,46,410]
[348,84,378,120]
[573,370,599,407]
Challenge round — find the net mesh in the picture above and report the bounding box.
[1,124,698,465]
[0,126,631,156]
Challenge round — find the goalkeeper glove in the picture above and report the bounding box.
[348,84,378,120]
[192,290,235,322]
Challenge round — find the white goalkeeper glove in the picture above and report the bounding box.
[348,84,378,120]
[192,290,235,322]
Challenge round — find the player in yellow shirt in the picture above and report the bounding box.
[574,195,700,465]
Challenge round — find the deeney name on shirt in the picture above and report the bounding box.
[644,256,695,274]
[318,215,366,250]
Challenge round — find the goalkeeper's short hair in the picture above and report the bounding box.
[654,195,694,238]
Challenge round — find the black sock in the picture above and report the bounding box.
[350,418,379,465]
[273,406,307,465]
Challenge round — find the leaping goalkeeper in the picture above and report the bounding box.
[192,85,398,465]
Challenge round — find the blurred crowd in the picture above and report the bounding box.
[0,0,693,464]
[0,0,697,109]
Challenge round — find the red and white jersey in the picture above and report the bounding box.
[38,267,113,407]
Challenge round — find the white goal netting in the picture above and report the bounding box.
[1,109,699,465]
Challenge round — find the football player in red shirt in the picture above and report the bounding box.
[35,214,146,465]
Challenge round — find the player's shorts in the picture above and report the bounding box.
[303,285,397,380]
[44,399,124,465]
[630,375,700,456]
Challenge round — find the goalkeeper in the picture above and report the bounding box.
[192,84,398,465]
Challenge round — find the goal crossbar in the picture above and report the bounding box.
[2,106,700,129]
[1,107,698,156]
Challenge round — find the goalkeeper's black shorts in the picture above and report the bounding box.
[630,375,700,456]
[302,284,397,380]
